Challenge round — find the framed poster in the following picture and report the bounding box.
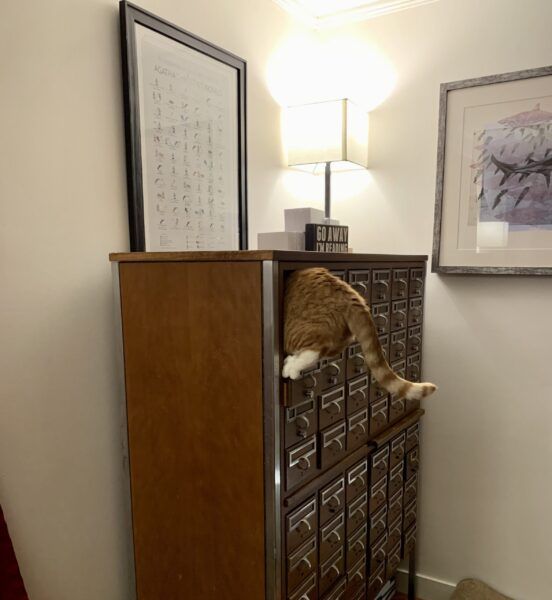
[120,1,247,251]
[432,65,552,274]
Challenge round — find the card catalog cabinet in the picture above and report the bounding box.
[111,250,428,600]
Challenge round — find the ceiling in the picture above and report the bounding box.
[272,0,440,28]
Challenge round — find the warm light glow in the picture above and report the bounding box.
[285,99,369,169]
[266,34,396,111]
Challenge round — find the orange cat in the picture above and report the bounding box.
[283,267,437,401]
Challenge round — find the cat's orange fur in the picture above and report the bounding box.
[283,267,437,401]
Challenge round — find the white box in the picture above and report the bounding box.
[257,231,305,251]
[284,207,325,232]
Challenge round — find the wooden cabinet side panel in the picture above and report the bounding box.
[119,261,265,599]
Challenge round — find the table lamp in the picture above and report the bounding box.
[285,98,369,221]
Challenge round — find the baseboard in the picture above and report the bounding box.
[396,569,456,600]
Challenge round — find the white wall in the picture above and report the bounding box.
[2,0,552,599]
[325,1,552,598]
[0,1,303,598]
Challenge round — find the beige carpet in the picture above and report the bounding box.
[451,579,514,600]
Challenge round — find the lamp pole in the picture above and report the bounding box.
[324,161,331,221]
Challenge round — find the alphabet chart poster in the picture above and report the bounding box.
[135,24,240,251]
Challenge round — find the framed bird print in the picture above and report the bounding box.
[120,1,248,252]
[432,65,552,274]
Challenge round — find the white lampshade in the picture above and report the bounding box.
[285,99,369,169]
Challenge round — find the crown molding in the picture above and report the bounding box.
[272,0,440,28]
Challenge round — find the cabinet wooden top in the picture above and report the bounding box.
[109,250,428,263]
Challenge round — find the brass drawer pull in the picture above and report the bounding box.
[353,281,368,295]
[330,438,343,452]
[350,474,366,487]
[353,422,366,435]
[329,530,341,543]
[298,457,311,471]
[328,494,341,510]
[326,400,342,415]
[298,518,312,532]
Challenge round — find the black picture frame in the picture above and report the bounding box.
[119,1,248,251]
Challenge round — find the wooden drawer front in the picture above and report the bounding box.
[319,547,345,597]
[348,270,371,302]
[371,269,391,304]
[287,536,317,593]
[321,422,347,469]
[369,475,387,515]
[404,498,417,530]
[403,523,416,558]
[287,497,318,553]
[387,515,403,553]
[347,492,368,534]
[320,477,346,526]
[368,398,388,437]
[408,298,423,327]
[322,578,347,600]
[330,270,346,281]
[289,573,317,600]
[369,374,387,404]
[390,299,408,332]
[347,408,369,451]
[405,423,419,451]
[407,325,422,355]
[389,432,406,469]
[372,303,390,336]
[347,376,369,415]
[368,504,387,545]
[368,563,385,600]
[405,447,419,480]
[289,368,320,408]
[369,532,387,574]
[320,353,346,390]
[346,525,366,572]
[389,395,405,425]
[389,330,406,363]
[386,542,401,579]
[285,397,317,449]
[346,557,367,598]
[409,268,424,297]
[320,512,345,564]
[370,446,389,485]
[392,269,409,300]
[346,458,368,503]
[348,584,366,600]
[388,462,404,499]
[347,344,367,380]
[347,523,367,571]
[286,436,318,491]
[404,473,418,507]
[406,353,421,383]
[387,489,403,525]
[319,387,346,430]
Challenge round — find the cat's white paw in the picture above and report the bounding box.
[282,356,301,379]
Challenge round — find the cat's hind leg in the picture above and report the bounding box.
[282,350,320,380]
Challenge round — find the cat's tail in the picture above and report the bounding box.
[346,302,437,401]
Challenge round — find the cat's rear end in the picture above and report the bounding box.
[283,267,436,401]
